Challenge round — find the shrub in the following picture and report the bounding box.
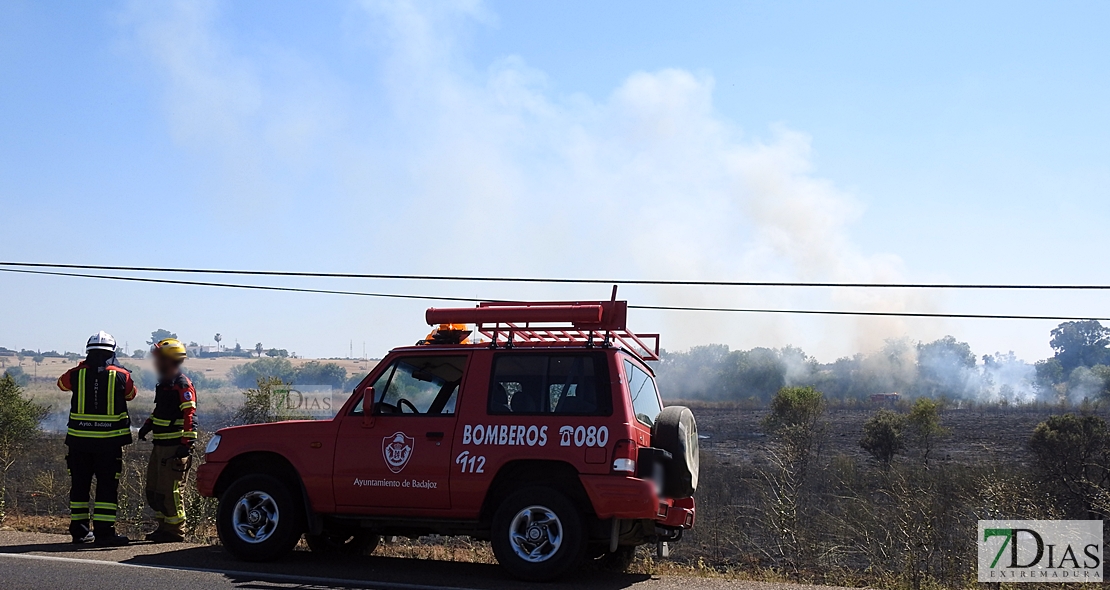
[860,409,906,465]
[906,397,947,464]
[2,366,30,387]
[1029,413,1110,518]
[233,377,304,424]
[0,375,48,523]
[764,386,826,435]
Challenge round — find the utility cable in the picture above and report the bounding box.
[2,261,1109,290]
[4,267,1107,322]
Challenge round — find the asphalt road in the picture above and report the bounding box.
[0,531,844,590]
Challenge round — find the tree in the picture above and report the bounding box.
[266,348,289,358]
[295,361,348,389]
[1035,358,1065,390]
[905,398,947,465]
[1029,413,1110,518]
[0,375,48,523]
[860,409,906,466]
[255,343,264,358]
[15,353,24,367]
[229,358,296,389]
[233,377,303,425]
[31,355,43,377]
[763,386,828,477]
[761,386,827,568]
[1050,320,1110,374]
[131,349,146,359]
[2,367,29,387]
[147,329,177,346]
[914,336,977,398]
[214,333,222,354]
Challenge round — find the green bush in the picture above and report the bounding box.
[229,358,295,388]
[233,377,305,424]
[0,375,48,523]
[2,366,30,387]
[1029,413,1110,518]
[859,409,905,465]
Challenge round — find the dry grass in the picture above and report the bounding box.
[5,356,376,383]
[372,537,497,564]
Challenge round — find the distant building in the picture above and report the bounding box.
[187,344,218,358]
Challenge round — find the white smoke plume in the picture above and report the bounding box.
[122,0,941,360]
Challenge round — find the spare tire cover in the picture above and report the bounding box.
[652,406,699,498]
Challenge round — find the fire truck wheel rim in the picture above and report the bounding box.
[508,505,563,563]
[231,490,280,544]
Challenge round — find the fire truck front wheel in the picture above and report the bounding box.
[217,474,303,561]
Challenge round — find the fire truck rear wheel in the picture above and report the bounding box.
[217,474,303,562]
[491,487,586,581]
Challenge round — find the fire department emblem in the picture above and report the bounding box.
[382,432,415,474]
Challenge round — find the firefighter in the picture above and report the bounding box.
[57,331,135,546]
[137,338,196,543]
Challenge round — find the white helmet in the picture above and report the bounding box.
[86,331,117,353]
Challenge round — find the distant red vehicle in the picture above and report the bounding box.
[197,300,699,581]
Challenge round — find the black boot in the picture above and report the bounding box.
[69,521,93,544]
[92,524,130,547]
[144,529,185,544]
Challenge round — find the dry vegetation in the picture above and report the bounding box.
[1,368,1102,589]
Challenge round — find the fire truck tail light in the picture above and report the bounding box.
[612,439,636,473]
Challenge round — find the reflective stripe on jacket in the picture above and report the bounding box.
[148,373,198,445]
[59,362,135,447]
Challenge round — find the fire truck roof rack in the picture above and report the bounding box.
[424,300,660,362]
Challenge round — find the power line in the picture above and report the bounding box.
[629,304,1110,322]
[0,268,490,303]
[2,261,1108,290]
[4,266,1108,322]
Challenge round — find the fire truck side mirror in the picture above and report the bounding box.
[362,386,375,427]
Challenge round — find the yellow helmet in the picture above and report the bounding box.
[152,338,188,360]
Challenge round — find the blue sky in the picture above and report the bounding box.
[2,0,1108,362]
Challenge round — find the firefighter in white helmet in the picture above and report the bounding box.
[56,331,136,546]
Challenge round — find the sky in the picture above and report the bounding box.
[2,0,1109,363]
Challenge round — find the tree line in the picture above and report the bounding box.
[655,320,1110,405]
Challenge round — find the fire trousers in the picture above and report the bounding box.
[145,445,191,535]
[67,446,123,528]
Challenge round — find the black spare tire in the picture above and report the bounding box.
[652,406,699,498]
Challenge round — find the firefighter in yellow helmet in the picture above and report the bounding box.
[137,338,197,543]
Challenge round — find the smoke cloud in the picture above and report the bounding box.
[122,0,940,360]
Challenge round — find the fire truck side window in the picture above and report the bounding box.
[623,359,663,427]
[488,353,612,415]
[369,356,467,415]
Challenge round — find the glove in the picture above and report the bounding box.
[174,444,191,459]
[138,422,152,441]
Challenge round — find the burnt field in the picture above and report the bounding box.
[692,403,1069,466]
